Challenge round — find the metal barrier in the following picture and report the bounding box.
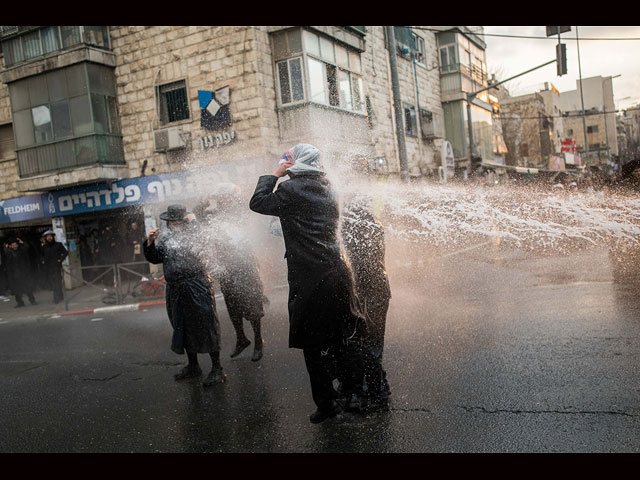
[62,262,163,310]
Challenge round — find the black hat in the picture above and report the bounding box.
[159,204,187,222]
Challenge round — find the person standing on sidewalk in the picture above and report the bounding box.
[41,230,68,305]
[143,204,225,387]
[249,143,367,424]
[3,237,37,308]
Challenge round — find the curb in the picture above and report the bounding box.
[51,284,288,318]
[57,299,166,317]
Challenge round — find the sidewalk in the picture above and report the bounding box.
[0,282,166,323]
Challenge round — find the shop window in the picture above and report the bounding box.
[158,80,190,124]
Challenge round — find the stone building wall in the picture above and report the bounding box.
[109,26,279,183]
[0,26,447,201]
[359,26,444,177]
[0,60,18,198]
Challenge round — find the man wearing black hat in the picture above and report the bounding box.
[143,204,225,387]
[3,237,37,308]
[41,230,68,304]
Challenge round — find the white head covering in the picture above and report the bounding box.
[285,143,324,176]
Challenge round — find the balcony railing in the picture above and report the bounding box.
[440,62,488,86]
[17,134,125,178]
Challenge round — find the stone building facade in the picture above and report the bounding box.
[0,26,452,288]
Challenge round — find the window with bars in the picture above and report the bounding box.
[158,81,190,124]
[404,103,417,136]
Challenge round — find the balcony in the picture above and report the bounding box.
[15,134,128,192]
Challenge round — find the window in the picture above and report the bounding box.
[1,26,109,67]
[273,28,364,113]
[158,80,190,124]
[8,62,124,177]
[404,103,417,136]
[439,44,457,72]
[277,58,305,105]
[567,128,574,136]
[413,34,426,64]
[587,125,599,133]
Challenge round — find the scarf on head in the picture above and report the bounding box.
[285,143,325,176]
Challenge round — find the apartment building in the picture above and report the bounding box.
[558,75,619,166]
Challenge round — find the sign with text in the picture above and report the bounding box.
[441,140,455,182]
[0,160,264,224]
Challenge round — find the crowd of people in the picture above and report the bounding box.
[144,143,392,424]
[0,231,68,307]
[78,220,147,284]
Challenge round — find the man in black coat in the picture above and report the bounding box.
[143,204,225,387]
[4,237,37,308]
[341,198,392,411]
[196,186,266,362]
[249,143,366,424]
[41,230,68,304]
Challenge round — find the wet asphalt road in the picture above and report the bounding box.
[1,244,639,453]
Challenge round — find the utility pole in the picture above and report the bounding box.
[386,26,409,182]
[576,26,589,172]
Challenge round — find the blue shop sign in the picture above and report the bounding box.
[0,195,45,224]
[43,169,203,217]
[1,160,262,224]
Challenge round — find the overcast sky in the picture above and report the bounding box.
[482,26,640,111]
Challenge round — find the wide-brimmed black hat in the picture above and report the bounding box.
[159,204,187,222]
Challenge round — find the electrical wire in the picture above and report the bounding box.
[407,26,640,41]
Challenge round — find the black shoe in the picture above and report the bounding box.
[14,303,25,308]
[203,367,226,387]
[30,300,37,305]
[310,400,343,424]
[230,338,251,358]
[174,365,202,381]
[251,340,264,362]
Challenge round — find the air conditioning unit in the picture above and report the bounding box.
[154,127,186,152]
[420,109,444,139]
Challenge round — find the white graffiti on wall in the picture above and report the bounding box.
[199,130,236,150]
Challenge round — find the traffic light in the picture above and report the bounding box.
[556,43,567,76]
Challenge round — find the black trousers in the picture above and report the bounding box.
[303,341,364,411]
[48,268,64,302]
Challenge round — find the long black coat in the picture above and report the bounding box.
[206,216,265,322]
[249,174,364,349]
[4,244,34,295]
[41,240,68,275]
[143,222,221,355]
[341,204,391,346]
